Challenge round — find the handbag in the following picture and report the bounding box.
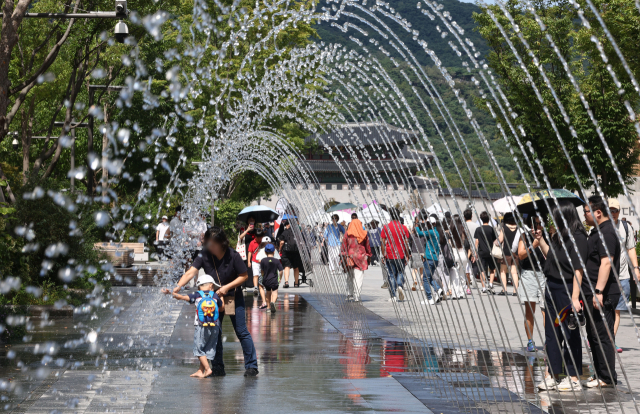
[491,241,504,260]
[212,257,236,315]
[236,237,246,260]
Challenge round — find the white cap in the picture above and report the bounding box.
[162,215,168,220]
[262,236,271,243]
[197,274,215,286]
[428,217,437,224]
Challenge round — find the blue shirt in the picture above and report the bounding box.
[416,228,440,262]
[324,224,345,247]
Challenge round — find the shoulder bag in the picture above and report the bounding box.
[235,236,247,260]
[212,257,235,315]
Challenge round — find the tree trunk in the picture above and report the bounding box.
[21,95,35,184]
[101,102,109,200]
[0,163,16,203]
[0,0,31,142]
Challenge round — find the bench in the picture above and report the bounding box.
[94,242,150,266]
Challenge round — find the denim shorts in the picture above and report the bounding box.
[616,279,631,311]
[193,325,219,359]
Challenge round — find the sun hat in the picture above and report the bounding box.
[162,215,168,220]
[197,274,215,286]
[262,236,272,243]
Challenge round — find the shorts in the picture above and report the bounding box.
[193,324,219,359]
[252,262,261,278]
[410,253,423,269]
[282,251,302,269]
[263,276,279,291]
[480,255,497,272]
[616,279,631,311]
[518,269,545,304]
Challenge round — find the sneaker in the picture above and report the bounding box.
[497,291,506,296]
[537,375,557,390]
[244,368,259,377]
[397,287,405,302]
[437,288,444,297]
[585,378,613,388]
[466,287,472,295]
[419,285,424,291]
[527,340,536,352]
[557,377,582,392]
[270,302,276,313]
[458,294,465,299]
[381,282,389,289]
[489,283,494,290]
[616,344,623,353]
[489,288,496,295]
[420,299,435,305]
[482,288,487,294]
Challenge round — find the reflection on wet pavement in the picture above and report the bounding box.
[1,288,636,413]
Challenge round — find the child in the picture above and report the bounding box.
[247,229,265,297]
[162,275,223,378]
[260,243,284,313]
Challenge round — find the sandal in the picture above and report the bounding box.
[259,304,268,310]
[294,282,300,288]
[284,282,290,288]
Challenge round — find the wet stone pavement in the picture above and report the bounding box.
[3,283,636,413]
[1,287,433,413]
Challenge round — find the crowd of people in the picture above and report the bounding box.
[157,197,636,392]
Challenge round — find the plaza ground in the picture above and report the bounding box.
[2,263,639,413]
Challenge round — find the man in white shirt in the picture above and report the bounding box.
[609,199,640,353]
[464,208,480,294]
[156,216,170,257]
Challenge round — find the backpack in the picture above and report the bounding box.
[196,291,219,327]
[283,228,298,252]
[443,242,456,269]
[622,220,637,245]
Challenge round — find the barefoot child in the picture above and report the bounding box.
[260,244,283,313]
[162,274,223,378]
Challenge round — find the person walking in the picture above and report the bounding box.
[155,215,170,258]
[609,199,640,353]
[247,229,265,297]
[498,213,519,296]
[582,195,621,388]
[278,219,303,288]
[173,227,258,377]
[447,216,468,299]
[409,222,425,292]
[340,214,371,302]
[324,214,345,274]
[381,209,411,302]
[464,209,479,295]
[368,220,382,268]
[474,211,499,294]
[417,217,443,304]
[535,200,587,392]
[238,216,256,286]
[516,215,547,352]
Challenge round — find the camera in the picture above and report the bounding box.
[115,0,127,15]
[114,20,129,43]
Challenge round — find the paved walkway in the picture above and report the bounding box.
[4,287,432,414]
[319,263,640,414]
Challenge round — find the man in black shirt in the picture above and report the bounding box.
[474,211,499,294]
[583,195,621,387]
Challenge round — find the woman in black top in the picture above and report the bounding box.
[498,213,519,296]
[535,201,587,391]
[174,227,259,377]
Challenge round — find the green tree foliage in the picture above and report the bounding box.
[474,0,640,197]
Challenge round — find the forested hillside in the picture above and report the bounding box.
[315,0,526,192]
